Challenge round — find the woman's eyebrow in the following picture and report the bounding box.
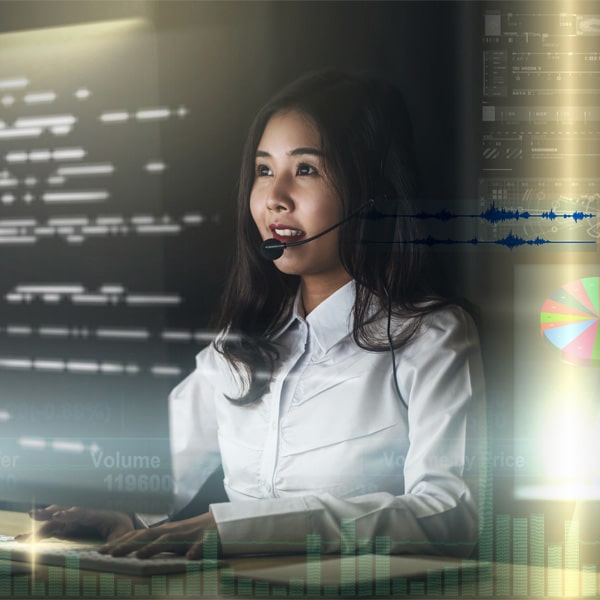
[255,147,324,158]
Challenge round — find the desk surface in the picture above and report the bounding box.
[0,509,486,598]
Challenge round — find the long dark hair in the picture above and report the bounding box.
[216,69,450,405]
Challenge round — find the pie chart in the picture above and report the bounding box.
[540,276,600,367]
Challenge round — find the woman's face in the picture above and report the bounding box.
[250,110,350,284]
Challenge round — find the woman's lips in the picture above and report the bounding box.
[269,225,306,244]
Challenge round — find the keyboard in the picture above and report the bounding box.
[0,536,225,576]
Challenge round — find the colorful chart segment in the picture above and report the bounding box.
[540,276,600,366]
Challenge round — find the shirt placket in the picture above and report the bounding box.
[258,321,309,498]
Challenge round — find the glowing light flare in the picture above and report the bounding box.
[540,402,599,488]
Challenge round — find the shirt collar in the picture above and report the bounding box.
[305,280,356,353]
[272,280,356,352]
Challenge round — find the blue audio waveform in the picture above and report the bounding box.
[389,202,596,225]
[363,231,597,250]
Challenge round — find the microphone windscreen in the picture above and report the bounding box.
[260,238,285,261]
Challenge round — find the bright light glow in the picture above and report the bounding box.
[96,217,123,225]
[162,330,192,341]
[0,128,42,139]
[7,326,32,335]
[0,179,18,188]
[0,358,32,369]
[66,361,99,373]
[39,327,69,337]
[51,126,72,136]
[145,161,166,172]
[48,218,88,226]
[16,285,83,294]
[96,328,149,340]
[51,440,85,453]
[183,213,205,224]
[53,148,86,160]
[151,365,182,376]
[57,164,114,176]
[24,92,57,104]
[100,363,124,374]
[1,194,15,204]
[75,88,91,100]
[30,150,52,162]
[72,294,109,305]
[100,111,129,123]
[540,400,599,496]
[19,437,46,449]
[0,78,28,90]
[136,224,182,234]
[15,115,76,129]
[0,411,10,422]
[136,108,170,120]
[33,360,65,371]
[0,237,35,244]
[43,191,109,203]
[47,176,66,185]
[99,285,124,294]
[126,295,181,305]
[6,152,27,163]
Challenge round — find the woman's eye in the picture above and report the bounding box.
[297,164,317,176]
[256,164,272,177]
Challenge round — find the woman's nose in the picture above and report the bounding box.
[266,174,294,212]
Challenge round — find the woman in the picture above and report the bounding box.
[27,70,485,559]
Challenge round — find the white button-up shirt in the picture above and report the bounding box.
[169,281,485,556]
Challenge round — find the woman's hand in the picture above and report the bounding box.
[16,505,135,542]
[98,511,219,560]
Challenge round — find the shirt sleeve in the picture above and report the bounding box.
[210,307,486,558]
[169,346,223,515]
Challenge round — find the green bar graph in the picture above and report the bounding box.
[0,553,11,597]
[495,514,510,597]
[583,564,596,597]
[340,519,356,597]
[565,519,580,597]
[220,567,235,596]
[203,530,218,596]
[391,577,407,596]
[375,535,390,597]
[427,569,442,596]
[255,580,269,596]
[83,575,96,597]
[306,533,321,597]
[443,568,458,597]
[512,517,528,596]
[357,538,372,597]
[49,565,64,597]
[151,574,166,597]
[462,560,476,596]
[134,584,149,597]
[65,554,80,597]
[186,562,201,595]
[167,577,183,596]
[548,543,563,597]
[409,580,425,596]
[529,513,544,597]
[99,572,114,597]
[289,578,304,597]
[13,576,28,597]
[31,579,45,596]
[116,578,131,597]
